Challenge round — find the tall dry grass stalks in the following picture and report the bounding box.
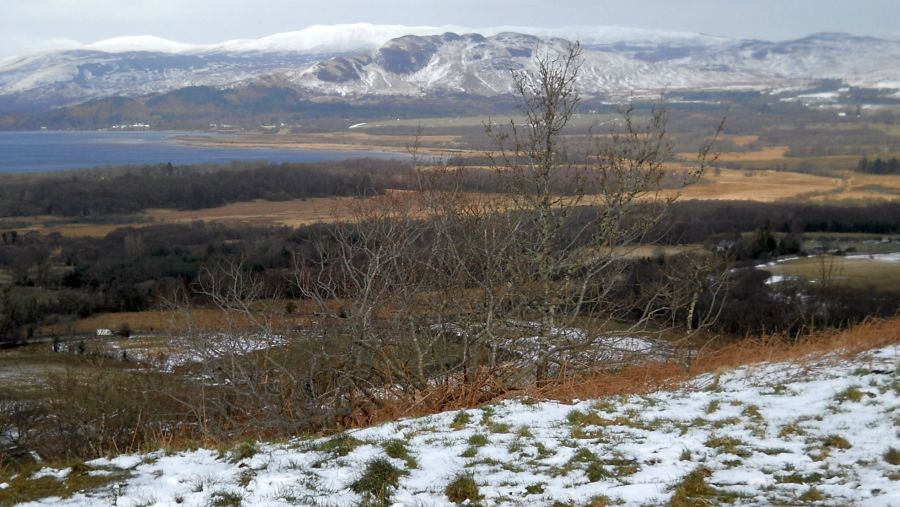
[362,317,900,426]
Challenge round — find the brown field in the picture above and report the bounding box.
[146,196,368,228]
[680,146,790,162]
[39,310,182,336]
[721,134,759,147]
[704,146,788,162]
[670,168,843,202]
[4,163,900,238]
[38,304,311,337]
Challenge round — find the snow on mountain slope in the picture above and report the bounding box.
[285,31,900,97]
[12,344,900,506]
[677,33,900,90]
[211,23,474,53]
[0,49,322,111]
[1,25,898,113]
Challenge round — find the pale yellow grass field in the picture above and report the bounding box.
[763,255,900,292]
[721,134,759,147]
[671,168,842,202]
[146,196,368,228]
[679,146,790,162]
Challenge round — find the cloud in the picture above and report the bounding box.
[0,37,83,59]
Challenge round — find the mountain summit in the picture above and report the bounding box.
[1,24,898,113]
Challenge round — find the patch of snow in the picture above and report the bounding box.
[84,36,199,53]
[765,274,798,285]
[754,256,801,269]
[31,467,71,480]
[845,252,900,262]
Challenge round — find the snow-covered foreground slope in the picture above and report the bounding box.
[13,345,900,506]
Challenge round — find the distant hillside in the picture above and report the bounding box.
[7,84,519,130]
[1,25,899,118]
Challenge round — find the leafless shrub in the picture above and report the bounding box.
[156,42,729,436]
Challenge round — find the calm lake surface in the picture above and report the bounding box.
[0,131,401,173]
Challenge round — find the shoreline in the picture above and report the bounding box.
[170,133,475,157]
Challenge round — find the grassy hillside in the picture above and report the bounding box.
[4,319,899,506]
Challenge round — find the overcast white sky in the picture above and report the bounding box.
[2,0,898,57]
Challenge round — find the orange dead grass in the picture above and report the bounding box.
[37,309,250,337]
[537,317,900,403]
[359,317,900,427]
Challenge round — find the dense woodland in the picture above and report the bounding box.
[0,160,404,217]
[855,156,900,174]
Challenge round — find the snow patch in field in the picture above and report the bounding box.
[846,252,900,262]
[764,274,798,285]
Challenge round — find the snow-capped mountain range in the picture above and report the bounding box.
[1,24,898,113]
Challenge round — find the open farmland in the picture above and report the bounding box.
[761,253,900,292]
[671,168,843,202]
[3,165,899,238]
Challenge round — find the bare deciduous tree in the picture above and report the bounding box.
[167,42,729,435]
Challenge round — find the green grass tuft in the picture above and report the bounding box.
[351,458,408,506]
[227,441,258,464]
[799,486,824,502]
[468,434,490,447]
[488,422,511,434]
[567,410,606,427]
[210,491,243,507]
[705,435,751,458]
[317,434,363,457]
[383,439,418,469]
[444,473,481,504]
[450,411,472,430]
[669,467,741,506]
[777,472,823,484]
[525,483,545,495]
[741,404,762,420]
[460,447,478,458]
[516,426,534,438]
[821,434,852,450]
[884,447,900,466]
[833,385,865,403]
[0,462,129,506]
